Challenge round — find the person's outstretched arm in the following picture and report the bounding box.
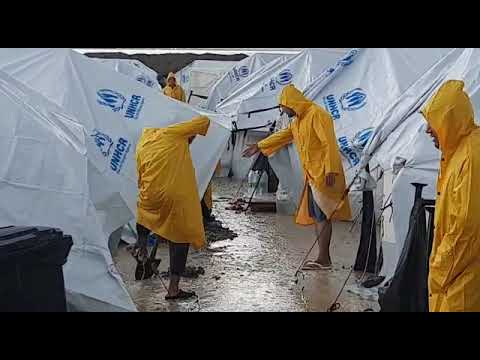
[243,127,293,158]
[166,116,210,138]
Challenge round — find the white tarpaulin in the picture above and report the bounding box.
[0,48,232,311]
[176,60,239,108]
[0,48,231,212]
[96,58,159,89]
[205,53,291,111]
[216,48,346,128]
[360,48,480,281]
[0,70,137,312]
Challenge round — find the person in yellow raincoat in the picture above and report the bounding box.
[201,163,221,222]
[243,85,351,270]
[163,72,186,103]
[163,71,216,218]
[421,80,480,312]
[136,116,210,300]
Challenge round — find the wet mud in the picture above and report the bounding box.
[113,178,380,312]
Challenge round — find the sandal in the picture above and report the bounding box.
[302,261,332,271]
[165,290,197,301]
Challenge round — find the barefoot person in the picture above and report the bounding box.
[135,116,210,300]
[243,85,351,270]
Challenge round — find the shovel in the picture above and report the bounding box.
[133,237,162,281]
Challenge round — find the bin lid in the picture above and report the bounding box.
[0,226,72,263]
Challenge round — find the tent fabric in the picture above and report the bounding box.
[96,58,159,89]
[360,48,480,282]
[176,60,239,108]
[0,48,232,312]
[205,53,291,111]
[0,70,137,312]
[216,48,346,129]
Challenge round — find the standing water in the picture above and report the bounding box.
[113,178,380,312]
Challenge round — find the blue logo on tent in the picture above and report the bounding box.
[97,89,126,112]
[338,49,359,66]
[91,130,114,157]
[340,88,367,111]
[276,70,293,85]
[136,75,155,88]
[238,66,250,77]
[352,128,374,150]
[136,75,147,84]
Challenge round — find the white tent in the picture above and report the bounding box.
[0,69,137,312]
[360,48,480,281]
[176,60,239,108]
[0,48,232,311]
[205,53,291,111]
[96,58,159,89]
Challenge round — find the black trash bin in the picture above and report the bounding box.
[0,226,73,312]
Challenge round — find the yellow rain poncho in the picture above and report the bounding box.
[202,162,222,211]
[163,72,186,103]
[258,85,351,224]
[421,80,480,312]
[136,116,210,249]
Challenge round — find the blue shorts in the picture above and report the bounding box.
[308,186,327,222]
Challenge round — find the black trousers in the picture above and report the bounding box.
[136,223,190,277]
[169,241,190,276]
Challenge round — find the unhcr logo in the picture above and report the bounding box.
[276,70,293,85]
[97,88,145,120]
[91,130,114,157]
[91,129,131,174]
[136,75,155,88]
[238,66,249,77]
[340,88,367,111]
[352,127,374,151]
[338,49,359,67]
[323,95,341,120]
[338,136,361,167]
[97,89,126,112]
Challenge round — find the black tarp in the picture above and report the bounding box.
[354,189,378,274]
[379,184,435,312]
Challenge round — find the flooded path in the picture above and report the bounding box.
[114,178,379,312]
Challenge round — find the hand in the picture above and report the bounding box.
[326,173,337,187]
[242,144,260,158]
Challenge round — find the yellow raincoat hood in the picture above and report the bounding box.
[279,85,313,119]
[164,72,186,102]
[422,80,478,158]
[421,80,480,312]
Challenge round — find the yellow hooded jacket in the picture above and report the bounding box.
[258,85,351,224]
[202,162,221,211]
[422,80,480,312]
[164,72,186,103]
[136,116,210,249]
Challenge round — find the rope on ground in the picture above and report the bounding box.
[326,200,391,312]
[293,168,394,312]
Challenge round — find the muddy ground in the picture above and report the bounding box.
[113,178,379,312]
